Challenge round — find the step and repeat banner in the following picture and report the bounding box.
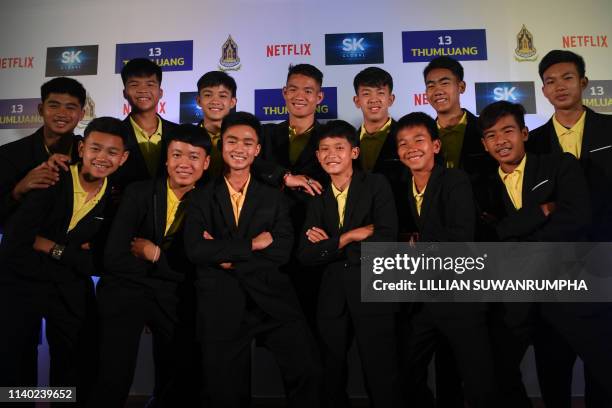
[1,0,610,397]
[1,0,610,147]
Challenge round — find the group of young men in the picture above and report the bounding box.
[0,50,610,408]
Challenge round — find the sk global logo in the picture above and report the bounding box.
[266,43,311,57]
[219,35,241,71]
[46,45,98,76]
[254,87,337,121]
[325,32,384,65]
[475,82,536,114]
[582,80,612,113]
[514,25,537,62]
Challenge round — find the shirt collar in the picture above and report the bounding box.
[552,110,586,136]
[360,117,392,140]
[130,115,162,138]
[498,154,527,179]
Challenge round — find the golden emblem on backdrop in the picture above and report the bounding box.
[515,25,538,62]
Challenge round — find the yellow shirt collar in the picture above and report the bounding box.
[437,111,468,129]
[224,175,251,225]
[130,115,162,139]
[552,110,586,158]
[68,164,107,231]
[360,117,392,140]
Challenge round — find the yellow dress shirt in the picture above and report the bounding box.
[553,110,586,159]
[225,175,251,226]
[165,180,185,237]
[130,116,163,177]
[331,182,350,228]
[412,180,427,216]
[498,154,527,210]
[359,118,392,172]
[288,125,314,165]
[68,164,107,232]
[438,111,468,169]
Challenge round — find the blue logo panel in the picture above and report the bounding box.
[402,29,487,62]
[115,40,193,73]
[582,80,612,114]
[325,33,384,65]
[0,98,43,130]
[254,87,337,122]
[179,92,202,124]
[45,45,99,76]
[475,82,536,114]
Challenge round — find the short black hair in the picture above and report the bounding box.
[353,67,393,94]
[167,124,212,155]
[396,112,439,141]
[423,56,464,82]
[197,71,237,97]
[478,101,526,133]
[41,77,86,108]
[83,116,127,146]
[121,58,162,85]
[220,111,261,143]
[317,120,359,148]
[287,63,323,87]
[538,50,586,80]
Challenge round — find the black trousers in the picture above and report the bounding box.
[318,305,404,408]
[534,303,612,408]
[200,306,322,408]
[89,279,199,408]
[400,303,499,408]
[0,276,97,408]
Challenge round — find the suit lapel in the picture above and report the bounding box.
[237,177,259,237]
[521,153,539,208]
[214,178,238,237]
[122,117,148,176]
[419,165,442,228]
[293,121,320,170]
[580,108,599,163]
[322,184,340,232]
[154,178,168,244]
[342,171,364,231]
[372,120,398,172]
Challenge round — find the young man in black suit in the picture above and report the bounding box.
[525,49,612,408]
[297,120,402,408]
[254,63,328,327]
[195,70,237,178]
[422,57,497,406]
[0,77,85,227]
[185,112,321,408]
[89,124,211,407]
[394,112,498,408]
[479,101,612,407]
[112,58,177,193]
[0,117,129,406]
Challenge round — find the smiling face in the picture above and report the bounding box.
[353,85,395,124]
[221,124,260,172]
[396,125,440,173]
[79,131,129,181]
[316,136,359,177]
[282,73,323,119]
[541,62,588,111]
[425,68,465,115]
[481,114,528,172]
[166,140,209,189]
[38,93,85,136]
[123,74,163,113]
[196,85,236,123]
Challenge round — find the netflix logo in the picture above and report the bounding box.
[266,43,312,57]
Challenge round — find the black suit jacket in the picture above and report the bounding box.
[483,153,590,241]
[184,175,302,340]
[0,127,81,227]
[110,115,177,193]
[0,168,109,284]
[360,119,405,192]
[297,171,398,317]
[254,120,326,186]
[526,107,612,240]
[103,178,193,290]
[399,164,475,242]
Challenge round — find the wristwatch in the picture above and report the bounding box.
[50,243,66,261]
